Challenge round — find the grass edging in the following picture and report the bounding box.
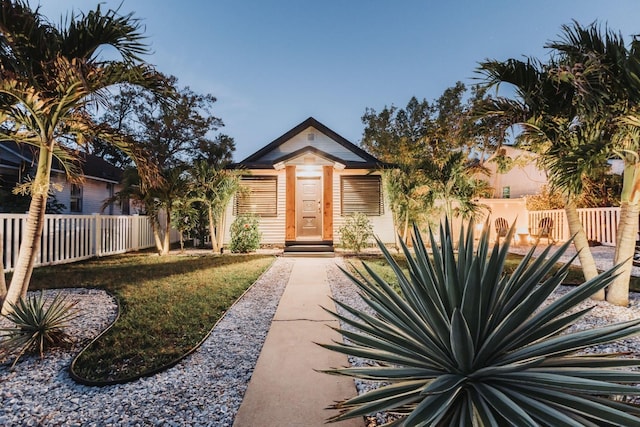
[68,256,278,386]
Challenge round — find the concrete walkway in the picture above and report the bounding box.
[233,257,363,427]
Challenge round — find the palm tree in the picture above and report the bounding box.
[105,166,187,255]
[149,167,189,255]
[546,22,640,306]
[420,150,492,220]
[188,161,242,253]
[382,165,433,247]
[0,2,167,313]
[478,55,606,299]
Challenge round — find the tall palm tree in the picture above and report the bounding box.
[547,21,640,306]
[0,1,167,314]
[478,56,605,299]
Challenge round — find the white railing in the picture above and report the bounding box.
[1,213,177,272]
[528,207,621,246]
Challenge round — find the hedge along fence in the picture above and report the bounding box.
[1,213,179,272]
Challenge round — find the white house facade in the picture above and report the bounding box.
[223,117,395,251]
[0,141,127,215]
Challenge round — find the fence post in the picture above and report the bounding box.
[132,214,140,251]
[562,210,570,242]
[94,213,102,257]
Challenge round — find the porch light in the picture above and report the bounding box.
[296,164,322,177]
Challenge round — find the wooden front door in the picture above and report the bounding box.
[296,177,322,239]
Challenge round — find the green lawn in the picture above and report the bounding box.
[24,252,274,383]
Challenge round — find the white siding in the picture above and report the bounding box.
[256,127,366,163]
[53,174,123,215]
[223,170,286,245]
[333,170,395,245]
[224,168,395,246]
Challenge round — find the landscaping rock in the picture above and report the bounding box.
[0,258,292,426]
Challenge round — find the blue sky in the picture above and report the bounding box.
[42,1,640,161]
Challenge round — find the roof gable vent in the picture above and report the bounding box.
[307,132,315,141]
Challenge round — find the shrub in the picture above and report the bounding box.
[229,214,261,253]
[525,184,565,211]
[1,292,80,367]
[322,219,640,425]
[339,212,374,254]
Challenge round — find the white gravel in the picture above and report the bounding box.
[328,250,640,426]
[0,257,293,427]
[3,245,640,426]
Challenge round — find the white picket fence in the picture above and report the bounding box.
[528,207,621,246]
[1,213,177,272]
[475,199,624,246]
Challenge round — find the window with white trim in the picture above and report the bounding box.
[235,176,278,217]
[341,175,383,216]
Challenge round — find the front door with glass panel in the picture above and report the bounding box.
[296,177,322,239]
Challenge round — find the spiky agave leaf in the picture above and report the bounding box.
[321,219,640,426]
[1,291,80,367]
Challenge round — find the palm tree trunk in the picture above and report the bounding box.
[403,209,410,245]
[161,208,171,255]
[208,206,219,253]
[393,219,400,252]
[564,200,602,300]
[151,219,164,254]
[2,145,53,314]
[217,210,226,253]
[608,201,639,306]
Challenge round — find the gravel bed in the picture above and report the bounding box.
[508,243,640,276]
[328,255,640,426]
[0,257,292,427]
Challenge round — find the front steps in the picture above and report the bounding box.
[283,241,335,257]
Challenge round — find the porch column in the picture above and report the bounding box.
[323,166,333,241]
[285,165,296,240]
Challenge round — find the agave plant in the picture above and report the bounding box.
[1,292,80,368]
[322,219,640,426]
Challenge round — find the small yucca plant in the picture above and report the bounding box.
[1,292,80,368]
[322,219,640,426]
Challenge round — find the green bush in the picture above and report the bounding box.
[339,212,374,254]
[322,219,640,425]
[1,292,80,367]
[229,214,261,253]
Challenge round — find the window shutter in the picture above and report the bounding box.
[235,176,278,217]
[341,175,383,216]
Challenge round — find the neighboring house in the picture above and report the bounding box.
[480,146,548,199]
[471,146,548,241]
[0,141,128,215]
[224,117,395,251]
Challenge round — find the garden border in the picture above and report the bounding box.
[68,256,278,386]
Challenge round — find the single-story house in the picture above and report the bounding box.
[223,117,395,251]
[0,141,129,215]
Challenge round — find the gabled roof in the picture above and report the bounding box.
[0,141,123,183]
[235,117,386,169]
